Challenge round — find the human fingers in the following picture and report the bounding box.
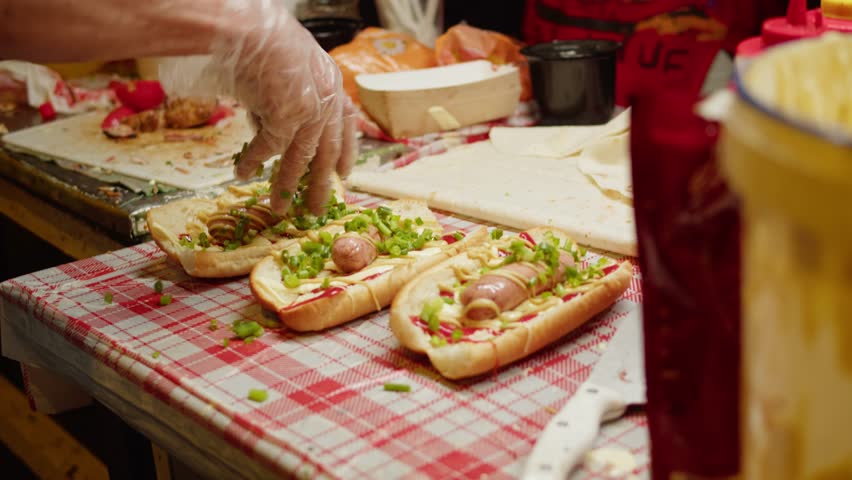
[336,96,358,179]
[305,97,344,215]
[269,119,325,215]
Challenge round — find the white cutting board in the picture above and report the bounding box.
[2,110,256,190]
[348,140,636,256]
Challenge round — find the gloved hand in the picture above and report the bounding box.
[160,2,357,215]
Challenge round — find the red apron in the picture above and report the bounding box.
[522,0,768,105]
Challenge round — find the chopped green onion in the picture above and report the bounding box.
[491,229,504,240]
[232,142,248,165]
[320,277,331,290]
[452,232,464,241]
[271,221,290,235]
[154,280,164,293]
[389,244,402,257]
[540,291,553,300]
[104,292,113,304]
[283,274,301,289]
[223,240,240,251]
[415,217,424,226]
[209,319,219,331]
[443,296,455,305]
[596,257,609,267]
[245,196,258,207]
[222,338,230,348]
[159,294,172,306]
[421,297,444,332]
[554,283,567,297]
[248,389,268,403]
[430,335,447,348]
[319,231,333,246]
[231,320,264,340]
[301,240,324,254]
[451,329,463,342]
[383,383,411,392]
[151,351,161,359]
[197,232,211,248]
[375,219,392,237]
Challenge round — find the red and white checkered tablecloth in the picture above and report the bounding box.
[0,190,648,480]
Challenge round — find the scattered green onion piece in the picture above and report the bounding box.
[389,245,402,257]
[430,335,447,348]
[283,274,301,289]
[104,292,113,304]
[222,338,230,348]
[231,320,264,340]
[452,232,464,241]
[415,217,424,226]
[443,296,454,305]
[451,329,463,342]
[152,351,161,359]
[245,196,258,207]
[248,389,268,403]
[540,291,553,300]
[383,383,411,392]
[209,319,219,331]
[154,280,164,293]
[554,283,567,297]
[421,297,444,332]
[319,231,333,246]
[159,294,172,306]
[232,142,248,165]
[197,232,211,248]
[224,241,240,251]
[491,229,504,240]
[320,277,331,290]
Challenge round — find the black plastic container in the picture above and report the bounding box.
[522,40,620,125]
[300,17,363,52]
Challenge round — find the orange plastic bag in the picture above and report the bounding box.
[330,27,437,105]
[435,24,532,101]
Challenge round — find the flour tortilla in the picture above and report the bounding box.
[489,109,630,158]
[577,132,632,203]
[347,141,636,256]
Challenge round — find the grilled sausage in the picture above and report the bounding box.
[206,198,276,244]
[332,226,380,273]
[460,251,575,320]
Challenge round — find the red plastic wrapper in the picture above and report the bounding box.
[630,91,741,479]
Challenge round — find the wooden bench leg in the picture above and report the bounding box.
[151,442,173,480]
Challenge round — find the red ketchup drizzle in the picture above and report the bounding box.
[441,232,465,244]
[602,263,621,275]
[279,271,388,312]
[518,232,536,245]
[178,233,192,242]
[411,316,488,343]
[439,291,454,298]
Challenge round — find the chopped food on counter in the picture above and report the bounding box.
[104,292,113,304]
[159,294,172,306]
[383,383,411,393]
[247,389,268,403]
[154,280,163,293]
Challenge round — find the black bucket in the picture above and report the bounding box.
[522,40,620,125]
[301,17,363,52]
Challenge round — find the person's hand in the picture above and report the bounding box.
[161,3,357,215]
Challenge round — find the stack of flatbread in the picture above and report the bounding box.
[348,111,635,255]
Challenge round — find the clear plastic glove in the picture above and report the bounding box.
[160,2,357,215]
